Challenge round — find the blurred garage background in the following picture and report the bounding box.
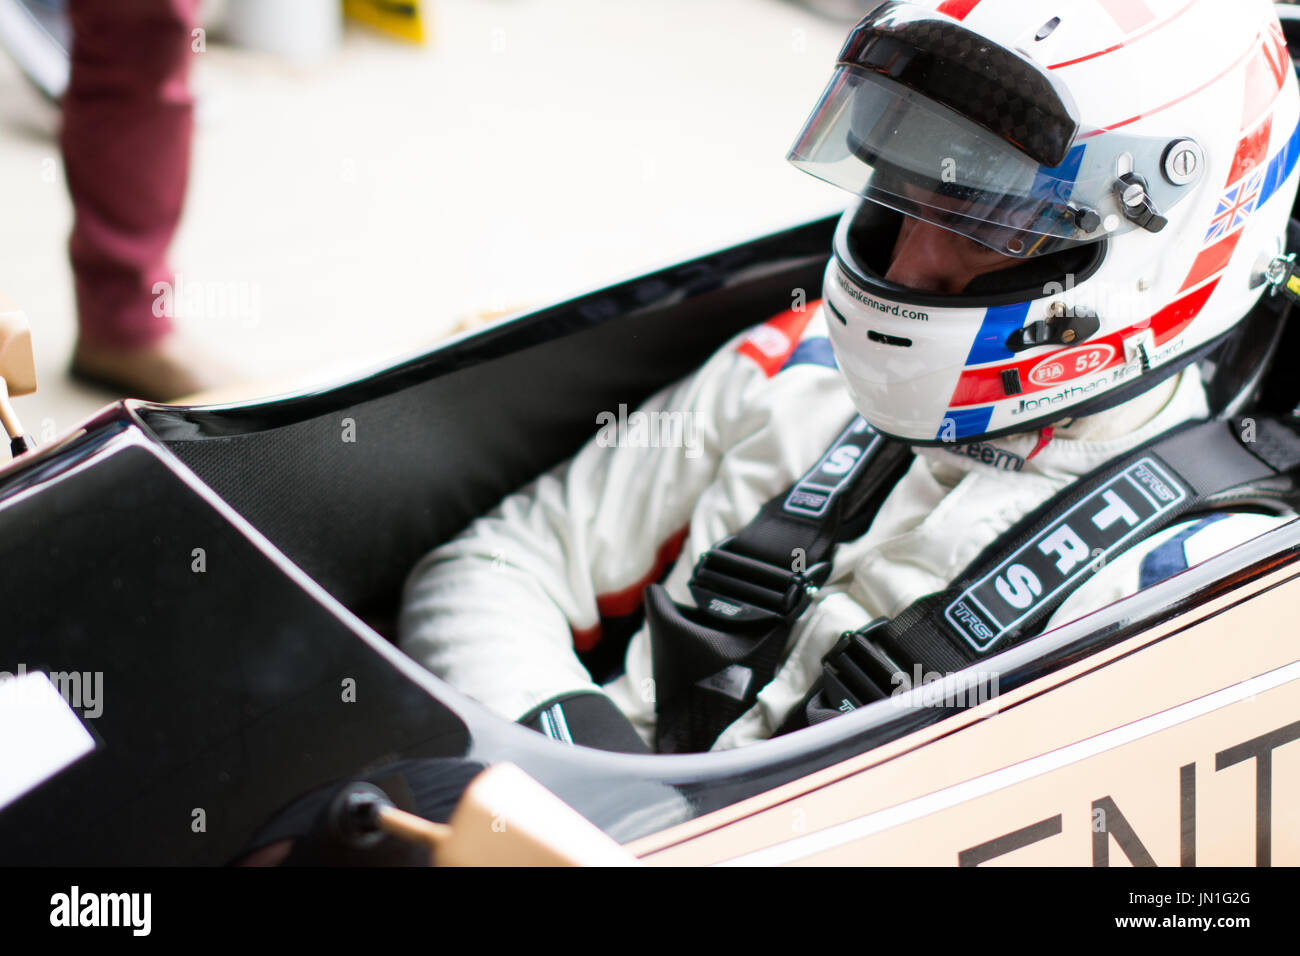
[0,0,863,438]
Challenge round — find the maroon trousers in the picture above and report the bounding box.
[61,0,199,348]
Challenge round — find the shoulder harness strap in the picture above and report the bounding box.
[784,415,1300,732]
[647,417,913,753]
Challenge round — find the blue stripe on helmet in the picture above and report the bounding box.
[1258,114,1300,209]
[958,147,1080,371]
[939,406,993,442]
[965,302,1032,366]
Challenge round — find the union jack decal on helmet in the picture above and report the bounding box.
[1205,171,1264,243]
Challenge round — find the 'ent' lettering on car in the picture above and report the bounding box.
[944,458,1189,653]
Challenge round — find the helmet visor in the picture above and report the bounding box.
[788,65,1193,258]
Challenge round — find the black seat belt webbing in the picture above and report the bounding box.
[785,415,1300,731]
[647,416,913,753]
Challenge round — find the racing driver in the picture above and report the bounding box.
[399,0,1300,753]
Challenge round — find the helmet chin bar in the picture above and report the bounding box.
[887,333,1231,449]
[824,204,1232,448]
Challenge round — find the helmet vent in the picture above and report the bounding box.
[867,330,913,348]
[1035,18,1061,42]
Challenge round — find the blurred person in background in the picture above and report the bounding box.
[62,0,229,402]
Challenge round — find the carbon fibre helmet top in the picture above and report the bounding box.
[840,1,1080,167]
[790,0,1300,446]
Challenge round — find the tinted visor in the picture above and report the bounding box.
[788,4,1194,258]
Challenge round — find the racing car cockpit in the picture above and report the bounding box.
[4,0,1300,867]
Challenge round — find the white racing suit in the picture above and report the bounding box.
[398,305,1290,751]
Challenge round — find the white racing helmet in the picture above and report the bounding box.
[790,0,1300,445]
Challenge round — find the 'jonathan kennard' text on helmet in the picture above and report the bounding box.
[789,0,1300,445]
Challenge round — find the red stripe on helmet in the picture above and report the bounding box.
[1085,30,1259,133]
[936,0,982,21]
[1152,279,1220,345]
[1049,0,1196,71]
[1228,114,1273,183]
[1179,234,1243,295]
[947,283,1220,408]
[1262,20,1292,92]
[949,349,1124,407]
[1243,43,1288,133]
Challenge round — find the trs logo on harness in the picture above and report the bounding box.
[784,418,879,519]
[945,458,1188,654]
[948,601,994,643]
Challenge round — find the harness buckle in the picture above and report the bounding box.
[689,538,831,624]
[818,621,904,710]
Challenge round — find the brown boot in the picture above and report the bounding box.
[70,332,241,404]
